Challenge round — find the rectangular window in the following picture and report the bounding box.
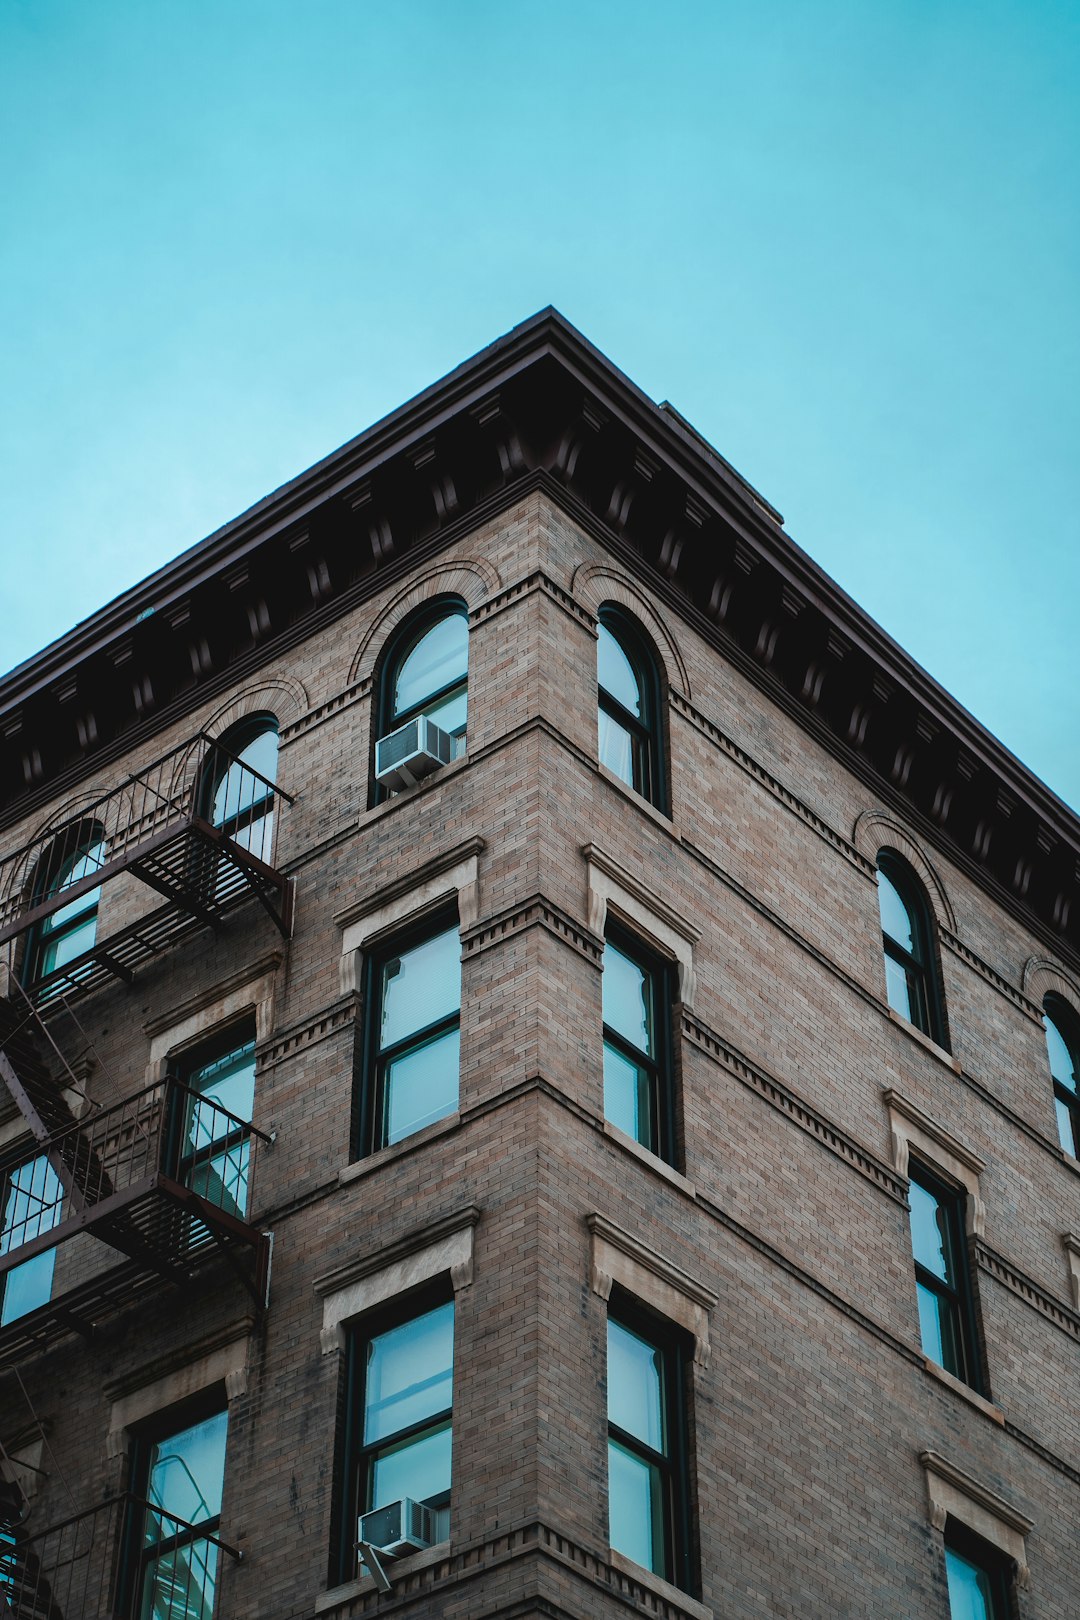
[360,917,460,1153]
[945,1525,1012,1620]
[606,1298,689,1590]
[175,1031,257,1223]
[0,1153,63,1325]
[342,1296,454,1579]
[132,1407,229,1619]
[602,929,673,1162]
[908,1161,982,1392]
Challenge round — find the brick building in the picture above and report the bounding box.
[0,309,1077,1620]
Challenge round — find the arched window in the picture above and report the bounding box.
[1043,996,1080,1157]
[597,607,665,811]
[23,823,106,989]
[379,602,469,757]
[876,850,946,1045]
[200,716,279,865]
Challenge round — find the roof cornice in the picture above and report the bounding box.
[2,309,1078,962]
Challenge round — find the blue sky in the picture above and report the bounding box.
[2,1,1077,807]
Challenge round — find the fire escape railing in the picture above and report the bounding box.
[0,732,293,1006]
[0,1077,272,1366]
[0,1491,241,1620]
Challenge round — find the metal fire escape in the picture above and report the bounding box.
[0,731,284,1363]
[0,731,293,1008]
[0,733,286,1610]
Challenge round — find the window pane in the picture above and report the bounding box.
[364,1302,454,1444]
[877,868,916,953]
[915,1279,963,1374]
[188,1043,255,1126]
[608,1438,665,1577]
[385,1027,459,1144]
[1045,1012,1078,1093]
[146,1411,228,1531]
[45,839,105,919]
[369,1420,452,1511]
[1,1157,63,1252]
[908,1180,953,1284]
[883,953,915,1023]
[229,808,275,866]
[381,928,460,1050]
[188,1139,250,1220]
[394,616,468,719]
[603,944,653,1057]
[598,710,635,785]
[945,1544,999,1620]
[423,684,468,744]
[608,1319,665,1452]
[1056,1096,1078,1156]
[212,729,277,826]
[42,915,100,975]
[140,1538,219,1620]
[1,1251,57,1325]
[604,1042,655,1151]
[598,624,642,716]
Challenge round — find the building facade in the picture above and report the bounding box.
[0,310,1077,1620]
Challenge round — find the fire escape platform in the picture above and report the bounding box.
[0,732,293,1009]
[0,1052,272,1369]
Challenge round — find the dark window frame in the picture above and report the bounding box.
[943,1518,1016,1620]
[333,1280,454,1587]
[907,1157,985,1396]
[876,849,947,1047]
[165,1020,258,1220]
[21,820,107,990]
[597,606,668,815]
[602,920,677,1168]
[119,1387,230,1620]
[372,598,469,804]
[0,1143,64,1326]
[606,1289,693,1595]
[196,715,279,852]
[1043,994,1080,1158]
[353,907,461,1160]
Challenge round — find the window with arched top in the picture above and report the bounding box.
[597,607,665,812]
[23,823,107,990]
[1043,995,1080,1157]
[378,602,469,760]
[200,717,279,866]
[876,850,946,1046]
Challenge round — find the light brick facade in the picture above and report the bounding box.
[0,313,1076,1619]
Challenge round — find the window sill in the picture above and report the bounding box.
[339,1113,462,1186]
[609,1549,712,1619]
[922,1358,1004,1425]
[598,763,675,834]
[603,1121,697,1200]
[315,1541,451,1612]
[885,1007,959,1074]
[358,754,470,828]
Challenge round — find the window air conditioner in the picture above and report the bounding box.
[374,716,453,790]
[358,1497,436,1557]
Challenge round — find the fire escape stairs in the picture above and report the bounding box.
[0,998,272,1365]
[0,1441,61,1620]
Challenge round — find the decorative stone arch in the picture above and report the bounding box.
[171,679,306,806]
[202,676,308,737]
[348,559,501,687]
[851,810,957,935]
[570,563,691,700]
[1021,956,1080,1011]
[0,786,113,918]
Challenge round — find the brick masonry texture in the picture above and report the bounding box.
[1,468,1078,1620]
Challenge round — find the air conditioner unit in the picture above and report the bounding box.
[358,1497,436,1558]
[375,716,453,790]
